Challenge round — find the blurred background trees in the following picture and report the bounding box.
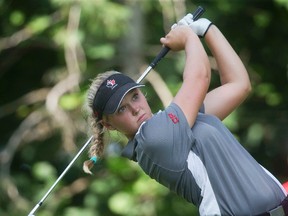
[0,0,287,215]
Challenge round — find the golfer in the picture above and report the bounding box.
[83,17,288,215]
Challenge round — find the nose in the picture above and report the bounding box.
[131,104,140,116]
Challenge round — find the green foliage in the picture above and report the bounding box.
[60,92,85,110]
[28,16,51,33]
[254,83,282,106]
[10,10,25,26]
[33,161,57,181]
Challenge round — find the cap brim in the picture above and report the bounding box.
[103,83,145,114]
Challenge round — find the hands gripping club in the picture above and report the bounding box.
[137,6,205,83]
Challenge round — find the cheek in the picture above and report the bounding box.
[116,114,139,134]
[112,114,132,129]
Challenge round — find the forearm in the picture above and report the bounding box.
[174,16,252,119]
[175,31,210,126]
[202,25,252,120]
[183,33,210,82]
[161,26,210,126]
[205,25,251,91]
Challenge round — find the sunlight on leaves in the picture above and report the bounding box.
[10,10,25,26]
[52,27,66,46]
[108,192,135,215]
[90,177,121,195]
[255,83,274,97]
[275,0,288,9]
[59,92,84,110]
[32,162,57,181]
[246,123,264,147]
[216,0,233,13]
[28,16,50,33]
[106,157,138,178]
[63,207,95,216]
[84,193,100,209]
[133,175,168,197]
[266,92,282,106]
[253,11,271,28]
[254,83,282,106]
[223,111,239,131]
[86,44,115,59]
[16,105,30,118]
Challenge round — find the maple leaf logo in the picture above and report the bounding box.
[106,79,117,89]
[168,113,179,124]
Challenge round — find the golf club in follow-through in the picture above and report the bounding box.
[27,6,205,216]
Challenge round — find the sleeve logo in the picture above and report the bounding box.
[168,113,179,124]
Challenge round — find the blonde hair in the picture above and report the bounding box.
[83,70,120,174]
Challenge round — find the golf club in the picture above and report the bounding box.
[137,5,205,83]
[27,6,205,216]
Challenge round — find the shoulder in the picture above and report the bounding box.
[135,103,195,164]
[140,103,190,140]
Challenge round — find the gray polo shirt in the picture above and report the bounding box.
[121,103,286,215]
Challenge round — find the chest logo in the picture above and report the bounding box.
[168,113,179,124]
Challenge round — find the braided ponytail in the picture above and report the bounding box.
[83,70,120,174]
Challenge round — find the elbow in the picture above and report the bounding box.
[241,79,252,99]
[245,76,252,95]
[184,60,211,87]
[247,82,252,95]
[196,63,211,89]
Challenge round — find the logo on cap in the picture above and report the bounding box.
[106,79,118,89]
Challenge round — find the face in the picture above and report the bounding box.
[103,88,152,139]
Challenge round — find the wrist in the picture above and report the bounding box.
[184,31,200,51]
[202,23,214,38]
[204,24,216,42]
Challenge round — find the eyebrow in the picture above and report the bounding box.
[118,89,139,108]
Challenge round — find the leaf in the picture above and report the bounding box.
[27,16,50,33]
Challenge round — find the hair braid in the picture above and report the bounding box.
[83,70,120,174]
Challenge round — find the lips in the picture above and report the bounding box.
[137,113,146,123]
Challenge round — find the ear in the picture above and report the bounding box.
[101,120,115,130]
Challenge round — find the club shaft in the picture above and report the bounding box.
[136,66,152,84]
[137,6,205,84]
[28,136,93,216]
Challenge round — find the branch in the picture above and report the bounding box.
[140,65,173,108]
[0,109,53,211]
[159,0,187,33]
[0,88,50,119]
[45,4,85,153]
[0,11,63,51]
[140,56,218,108]
[0,110,50,172]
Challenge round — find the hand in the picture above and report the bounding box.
[172,15,212,38]
[160,26,197,51]
[189,18,212,37]
[171,13,194,29]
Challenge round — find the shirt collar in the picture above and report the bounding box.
[121,139,137,161]
[121,120,148,161]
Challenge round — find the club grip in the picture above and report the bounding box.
[150,6,205,69]
[192,6,205,21]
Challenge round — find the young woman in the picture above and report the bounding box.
[83,17,288,215]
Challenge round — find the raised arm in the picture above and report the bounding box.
[203,24,252,120]
[160,26,210,127]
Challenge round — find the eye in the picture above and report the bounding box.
[132,92,139,101]
[117,105,126,114]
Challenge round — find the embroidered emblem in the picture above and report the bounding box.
[168,113,179,124]
[106,79,118,89]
